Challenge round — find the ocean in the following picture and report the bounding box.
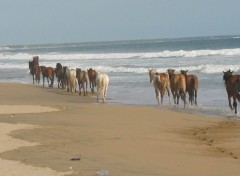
[0,35,240,118]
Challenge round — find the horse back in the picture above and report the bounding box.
[88,69,97,81]
[227,75,240,85]
[170,74,186,91]
[46,67,55,77]
[159,73,169,87]
[97,74,109,88]
[77,70,89,83]
[186,75,198,90]
[226,75,240,95]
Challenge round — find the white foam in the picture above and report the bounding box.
[1,48,240,61]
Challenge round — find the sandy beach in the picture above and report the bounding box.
[0,83,240,176]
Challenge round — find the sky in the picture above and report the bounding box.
[0,0,240,46]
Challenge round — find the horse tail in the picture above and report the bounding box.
[179,76,186,105]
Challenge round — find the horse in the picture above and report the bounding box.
[40,66,55,87]
[148,69,170,105]
[96,72,109,103]
[63,66,77,93]
[180,70,198,106]
[76,68,89,96]
[87,68,97,93]
[167,69,186,108]
[28,60,41,84]
[55,63,65,89]
[223,69,240,114]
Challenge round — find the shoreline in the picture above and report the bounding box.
[0,83,240,176]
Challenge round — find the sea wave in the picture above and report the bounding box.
[5,63,239,75]
[1,48,240,60]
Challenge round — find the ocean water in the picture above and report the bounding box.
[1,35,240,118]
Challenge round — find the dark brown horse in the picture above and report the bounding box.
[28,60,41,84]
[40,66,55,87]
[223,69,240,114]
[76,68,89,95]
[181,70,198,106]
[167,69,186,108]
[55,63,65,89]
[87,68,97,93]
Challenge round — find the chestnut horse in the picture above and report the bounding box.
[148,69,170,105]
[167,69,186,108]
[28,60,41,84]
[76,68,89,95]
[40,66,55,87]
[180,70,198,106]
[87,68,97,93]
[223,69,240,114]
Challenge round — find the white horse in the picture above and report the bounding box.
[63,66,77,93]
[96,73,109,103]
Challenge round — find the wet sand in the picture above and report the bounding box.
[0,83,240,176]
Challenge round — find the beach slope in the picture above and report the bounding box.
[0,83,240,176]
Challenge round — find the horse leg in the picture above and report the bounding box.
[42,77,45,87]
[233,97,237,114]
[171,90,176,104]
[51,76,54,87]
[228,95,233,110]
[189,91,193,105]
[32,75,35,84]
[167,86,171,105]
[47,77,50,87]
[155,89,160,105]
[160,92,164,105]
[176,90,180,105]
[103,85,108,103]
[83,83,86,96]
[103,87,106,103]
[183,92,186,108]
[195,89,198,106]
[91,82,94,93]
[97,87,100,102]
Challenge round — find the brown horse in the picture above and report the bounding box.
[180,70,198,106]
[28,60,41,84]
[148,69,170,105]
[223,69,240,114]
[167,69,186,108]
[87,68,97,93]
[40,66,55,87]
[76,68,89,95]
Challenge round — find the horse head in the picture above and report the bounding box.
[223,69,233,84]
[76,68,81,77]
[167,69,175,79]
[148,69,157,83]
[155,72,161,83]
[56,63,62,69]
[180,70,188,75]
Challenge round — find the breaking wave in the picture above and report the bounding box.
[1,48,240,60]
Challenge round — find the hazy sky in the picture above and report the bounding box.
[0,0,240,45]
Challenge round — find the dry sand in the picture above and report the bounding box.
[0,83,240,176]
